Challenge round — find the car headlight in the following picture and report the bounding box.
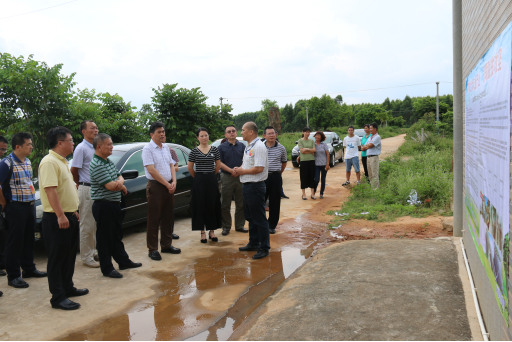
[36,205,43,219]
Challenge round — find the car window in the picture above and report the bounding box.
[121,150,145,176]
[175,149,188,167]
[324,135,332,143]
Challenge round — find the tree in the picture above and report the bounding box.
[354,105,384,127]
[334,94,343,104]
[280,103,294,132]
[412,96,449,123]
[151,83,233,148]
[0,53,76,170]
[400,95,414,124]
[375,110,393,126]
[233,112,258,130]
[255,99,278,130]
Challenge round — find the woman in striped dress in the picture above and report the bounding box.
[187,127,222,243]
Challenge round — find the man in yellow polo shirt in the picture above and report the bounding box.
[39,127,88,311]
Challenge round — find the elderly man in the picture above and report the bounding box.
[71,120,100,268]
[218,125,247,236]
[142,122,180,261]
[234,122,270,260]
[39,127,88,310]
[361,122,382,189]
[90,133,141,278]
[263,126,287,235]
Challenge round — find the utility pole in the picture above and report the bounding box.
[436,82,440,135]
[452,0,463,237]
[219,97,223,108]
[306,107,309,127]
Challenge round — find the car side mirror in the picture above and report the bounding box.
[122,170,139,180]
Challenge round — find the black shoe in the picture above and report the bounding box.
[66,288,89,297]
[222,229,230,236]
[0,290,2,297]
[52,298,80,310]
[104,270,123,278]
[0,270,5,276]
[269,229,276,234]
[200,232,207,243]
[209,232,218,242]
[161,246,181,254]
[235,228,249,233]
[281,194,289,199]
[252,250,270,260]
[148,251,162,260]
[119,261,142,270]
[8,277,29,288]
[172,233,180,240]
[22,269,47,278]
[239,244,260,252]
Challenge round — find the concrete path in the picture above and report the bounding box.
[234,239,475,341]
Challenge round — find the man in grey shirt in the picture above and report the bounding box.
[361,122,381,189]
[70,120,99,268]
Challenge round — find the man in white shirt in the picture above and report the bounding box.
[234,122,270,260]
[342,126,361,186]
[70,120,99,268]
[141,122,180,261]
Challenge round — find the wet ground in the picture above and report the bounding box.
[0,133,455,341]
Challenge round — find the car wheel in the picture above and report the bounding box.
[338,150,344,163]
[329,154,335,167]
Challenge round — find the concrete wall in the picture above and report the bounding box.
[462,0,512,340]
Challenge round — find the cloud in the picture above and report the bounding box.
[0,0,453,114]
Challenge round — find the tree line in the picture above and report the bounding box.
[233,93,454,133]
[0,53,233,171]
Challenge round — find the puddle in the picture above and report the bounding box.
[62,247,311,341]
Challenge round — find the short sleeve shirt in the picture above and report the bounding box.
[90,154,122,201]
[240,138,268,183]
[366,134,382,156]
[189,146,220,173]
[142,140,176,182]
[218,140,245,172]
[360,134,372,157]
[343,135,361,160]
[70,139,94,183]
[39,150,79,213]
[314,142,329,166]
[298,139,315,161]
[265,141,287,171]
[0,153,35,202]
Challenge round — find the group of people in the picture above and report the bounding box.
[297,123,382,199]
[0,119,381,311]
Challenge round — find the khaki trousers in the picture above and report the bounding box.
[367,155,380,189]
[146,181,174,252]
[78,185,97,263]
[220,173,245,230]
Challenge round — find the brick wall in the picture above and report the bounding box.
[462,0,512,340]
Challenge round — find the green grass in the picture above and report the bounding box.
[332,135,454,221]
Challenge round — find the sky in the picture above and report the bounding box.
[0,0,454,115]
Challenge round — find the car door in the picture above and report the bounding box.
[332,134,342,160]
[120,149,148,224]
[172,147,193,210]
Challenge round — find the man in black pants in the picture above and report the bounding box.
[90,133,141,278]
[0,135,10,281]
[39,127,88,310]
[0,133,47,290]
[263,127,287,234]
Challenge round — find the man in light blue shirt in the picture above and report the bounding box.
[70,120,99,268]
[361,122,382,188]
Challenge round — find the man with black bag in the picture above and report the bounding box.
[0,133,47,291]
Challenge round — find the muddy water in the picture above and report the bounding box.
[62,236,315,341]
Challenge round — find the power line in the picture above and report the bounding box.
[0,0,80,20]
[224,81,454,100]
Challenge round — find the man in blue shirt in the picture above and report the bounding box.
[218,125,247,236]
[0,133,47,289]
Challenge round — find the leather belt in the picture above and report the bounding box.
[367,155,379,158]
[79,182,91,186]
[11,201,35,205]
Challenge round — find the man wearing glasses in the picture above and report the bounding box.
[218,125,247,236]
[39,127,87,310]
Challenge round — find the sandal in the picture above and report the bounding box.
[342,181,350,186]
[311,196,316,200]
[320,195,324,199]
[302,196,308,200]
[200,231,207,244]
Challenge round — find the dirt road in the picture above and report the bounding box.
[0,133,452,341]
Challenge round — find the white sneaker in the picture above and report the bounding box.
[83,260,100,268]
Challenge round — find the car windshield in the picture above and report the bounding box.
[324,135,332,143]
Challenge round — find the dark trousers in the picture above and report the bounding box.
[314,166,328,195]
[362,156,369,181]
[42,212,79,305]
[146,181,174,252]
[299,160,316,189]
[92,201,130,275]
[5,202,36,280]
[0,229,6,269]
[265,172,282,230]
[243,182,270,251]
